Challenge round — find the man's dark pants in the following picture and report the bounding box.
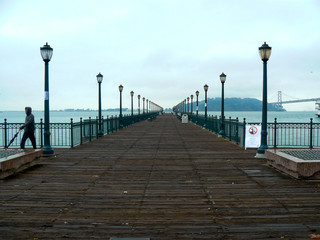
[20,132,36,149]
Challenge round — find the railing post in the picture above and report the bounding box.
[89,117,92,142]
[236,117,239,144]
[80,117,83,145]
[96,116,99,139]
[106,116,109,135]
[117,115,119,130]
[243,118,246,148]
[40,118,43,148]
[212,116,215,133]
[70,118,74,148]
[310,118,313,149]
[107,116,109,134]
[83,117,86,138]
[222,116,226,137]
[228,117,232,141]
[101,116,104,134]
[4,119,7,148]
[111,116,114,133]
[274,118,277,148]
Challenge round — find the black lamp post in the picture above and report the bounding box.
[97,72,103,136]
[181,100,183,113]
[196,90,199,123]
[190,95,193,114]
[138,95,141,115]
[143,97,145,114]
[204,84,208,127]
[218,72,226,137]
[187,97,190,114]
[130,91,134,116]
[257,42,272,158]
[40,42,54,155]
[183,100,185,113]
[119,85,123,128]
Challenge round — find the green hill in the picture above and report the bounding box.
[195,97,285,111]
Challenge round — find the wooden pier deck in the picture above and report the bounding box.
[1,114,320,239]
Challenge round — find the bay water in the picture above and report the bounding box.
[0,110,129,124]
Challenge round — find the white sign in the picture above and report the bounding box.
[245,124,261,149]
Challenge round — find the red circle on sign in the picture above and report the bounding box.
[249,126,258,135]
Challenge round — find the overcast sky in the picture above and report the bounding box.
[1,0,319,111]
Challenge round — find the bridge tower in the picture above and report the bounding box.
[277,91,282,108]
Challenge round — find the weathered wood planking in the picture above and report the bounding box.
[1,114,320,239]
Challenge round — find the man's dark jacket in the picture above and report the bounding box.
[21,107,35,133]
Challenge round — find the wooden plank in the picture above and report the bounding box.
[0,114,320,239]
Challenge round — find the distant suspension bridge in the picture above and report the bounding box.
[269,91,320,108]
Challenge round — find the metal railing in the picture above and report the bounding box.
[181,113,320,148]
[1,112,160,149]
[187,114,243,145]
[264,118,319,148]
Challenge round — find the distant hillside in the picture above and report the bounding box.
[195,97,285,111]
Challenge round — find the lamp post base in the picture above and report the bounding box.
[218,130,225,138]
[98,130,103,137]
[42,146,54,156]
[256,146,268,158]
[255,152,266,158]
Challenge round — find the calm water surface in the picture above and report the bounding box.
[204,111,320,123]
[0,110,127,123]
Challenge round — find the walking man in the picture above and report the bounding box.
[20,107,36,149]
